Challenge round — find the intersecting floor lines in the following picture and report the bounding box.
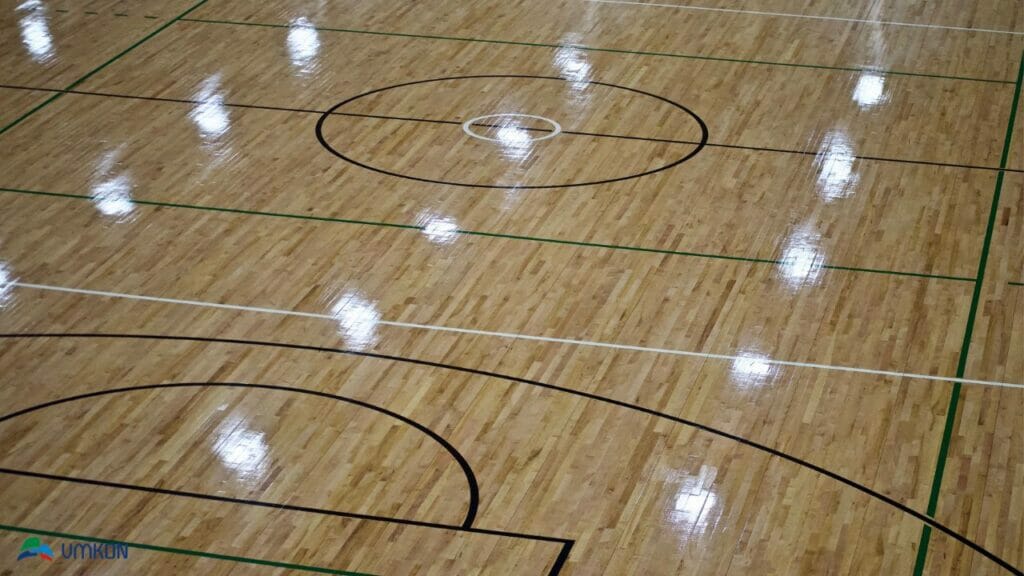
[584,0,1024,36]
[0,333,1018,575]
[913,48,1024,576]
[0,523,373,576]
[8,281,1024,390]
[0,186,976,283]
[1,82,1019,176]
[0,0,211,137]
[178,17,1018,84]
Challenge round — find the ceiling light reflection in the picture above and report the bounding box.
[190,74,231,141]
[0,262,18,309]
[669,465,720,537]
[553,37,594,107]
[815,130,858,202]
[852,73,887,109]
[554,45,591,83]
[730,350,776,389]
[778,223,825,288]
[497,126,532,146]
[17,0,55,63]
[92,174,134,217]
[212,416,269,484]
[330,292,381,351]
[420,214,460,245]
[287,17,320,76]
[90,149,135,220]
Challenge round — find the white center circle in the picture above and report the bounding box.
[461,113,563,143]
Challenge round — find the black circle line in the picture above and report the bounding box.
[0,380,480,530]
[0,333,1019,576]
[314,74,709,190]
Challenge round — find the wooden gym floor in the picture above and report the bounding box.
[0,0,1022,574]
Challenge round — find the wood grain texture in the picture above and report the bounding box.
[0,1,1020,574]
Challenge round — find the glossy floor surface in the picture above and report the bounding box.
[0,0,1022,574]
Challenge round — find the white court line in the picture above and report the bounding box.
[584,0,1024,36]
[12,281,1024,390]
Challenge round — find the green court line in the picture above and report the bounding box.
[0,523,374,575]
[0,0,209,137]
[178,17,1014,85]
[912,49,1024,576]
[0,186,975,282]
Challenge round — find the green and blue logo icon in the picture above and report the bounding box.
[17,537,54,562]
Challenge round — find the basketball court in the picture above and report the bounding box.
[0,0,1021,573]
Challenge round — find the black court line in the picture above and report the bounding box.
[1,83,1020,174]
[0,469,571,575]
[314,74,709,189]
[0,522,374,576]
[0,333,1019,576]
[48,7,160,19]
[0,467,571,548]
[0,382,480,530]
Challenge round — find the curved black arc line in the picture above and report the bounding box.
[1,333,1020,576]
[0,381,480,530]
[315,74,709,189]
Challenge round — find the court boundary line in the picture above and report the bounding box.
[913,48,1024,575]
[0,523,375,575]
[0,186,979,283]
[584,0,1024,36]
[0,0,209,137]
[2,83,1018,175]
[8,281,1024,390]
[0,333,1019,575]
[177,17,1015,84]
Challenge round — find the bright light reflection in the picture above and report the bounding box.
[0,262,18,309]
[815,130,859,202]
[778,223,825,288]
[497,126,532,146]
[669,465,719,536]
[90,149,135,220]
[212,416,269,481]
[93,174,134,216]
[730,351,776,388]
[852,73,887,109]
[287,17,320,76]
[17,0,55,63]
[420,214,459,245]
[553,36,594,110]
[554,45,590,83]
[330,292,381,351]
[190,74,231,141]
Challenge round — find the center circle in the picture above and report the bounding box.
[315,75,708,189]
[461,113,563,143]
